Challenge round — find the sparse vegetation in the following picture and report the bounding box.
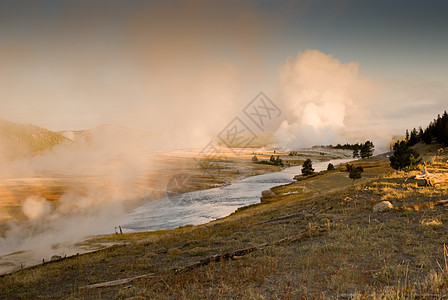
[2,145,448,299]
[255,155,284,166]
[314,141,375,159]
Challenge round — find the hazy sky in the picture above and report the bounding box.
[0,0,447,145]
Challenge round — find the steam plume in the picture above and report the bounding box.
[274,50,379,149]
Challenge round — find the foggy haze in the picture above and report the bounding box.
[1,0,448,269]
[0,0,447,149]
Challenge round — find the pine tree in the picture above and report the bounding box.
[301,159,314,176]
[419,111,448,146]
[389,140,422,171]
[408,128,419,146]
[360,141,374,159]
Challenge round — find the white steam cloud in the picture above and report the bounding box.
[274,50,382,149]
[0,127,158,260]
[22,196,51,221]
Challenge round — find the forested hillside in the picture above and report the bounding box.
[406,111,448,146]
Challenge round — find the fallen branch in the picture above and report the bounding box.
[256,205,333,225]
[79,273,156,289]
[406,167,448,187]
[256,211,314,225]
[174,226,325,274]
[78,226,327,289]
[396,199,448,211]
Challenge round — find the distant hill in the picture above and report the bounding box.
[0,119,68,160]
[71,124,153,151]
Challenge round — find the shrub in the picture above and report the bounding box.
[349,168,362,182]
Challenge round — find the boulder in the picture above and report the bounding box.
[373,201,394,213]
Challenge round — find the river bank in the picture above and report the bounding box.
[0,148,351,274]
[8,154,440,298]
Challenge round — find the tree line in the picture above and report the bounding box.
[405,111,448,147]
[389,110,448,171]
[314,141,375,159]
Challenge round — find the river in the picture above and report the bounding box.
[0,158,352,274]
[121,158,352,232]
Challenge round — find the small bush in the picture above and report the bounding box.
[349,168,362,182]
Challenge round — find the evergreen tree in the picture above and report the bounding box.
[327,163,335,171]
[389,140,422,171]
[301,159,314,176]
[419,111,448,146]
[360,141,374,159]
[274,156,283,166]
[408,128,419,146]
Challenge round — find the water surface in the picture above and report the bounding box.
[122,158,352,232]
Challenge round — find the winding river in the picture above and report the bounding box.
[121,158,352,232]
[0,158,352,274]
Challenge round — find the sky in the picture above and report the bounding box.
[0,0,447,148]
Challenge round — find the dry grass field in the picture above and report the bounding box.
[2,146,448,299]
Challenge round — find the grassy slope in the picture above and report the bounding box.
[0,119,67,159]
[2,148,448,299]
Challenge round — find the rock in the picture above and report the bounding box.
[261,189,276,198]
[373,201,394,213]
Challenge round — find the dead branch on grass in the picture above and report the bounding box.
[396,199,448,211]
[256,205,333,225]
[79,273,157,289]
[78,226,327,289]
[174,226,326,274]
[406,167,448,187]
